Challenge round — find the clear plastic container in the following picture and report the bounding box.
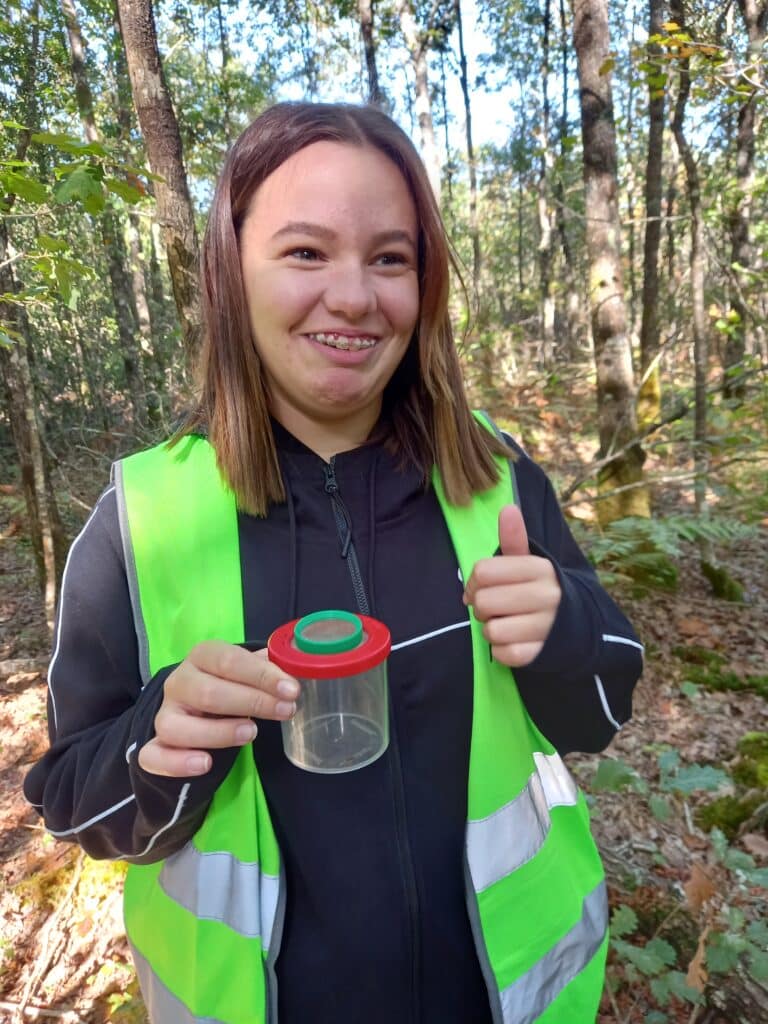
[268,611,391,774]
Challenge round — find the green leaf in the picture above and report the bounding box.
[644,1012,668,1024]
[658,749,680,776]
[592,758,639,792]
[105,177,144,204]
[709,828,728,861]
[617,938,671,976]
[649,795,673,822]
[747,867,768,886]
[680,681,700,699]
[646,938,677,967]
[666,764,730,794]
[667,970,705,1005]
[649,975,671,1006]
[611,904,638,938]
[37,234,67,253]
[31,131,107,157]
[599,57,616,76]
[724,848,755,872]
[2,170,47,204]
[746,920,768,947]
[54,167,102,207]
[707,931,743,973]
[749,948,768,982]
[2,119,28,130]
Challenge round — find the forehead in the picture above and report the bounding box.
[245,141,417,233]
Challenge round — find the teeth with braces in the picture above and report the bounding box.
[307,332,378,350]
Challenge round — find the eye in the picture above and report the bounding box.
[375,252,409,267]
[286,247,321,261]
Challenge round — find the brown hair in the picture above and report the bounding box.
[182,101,508,515]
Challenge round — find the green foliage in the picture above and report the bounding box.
[581,515,755,593]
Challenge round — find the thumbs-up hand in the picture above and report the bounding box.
[463,505,561,667]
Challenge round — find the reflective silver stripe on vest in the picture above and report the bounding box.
[131,941,225,1024]
[467,751,579,893]
[159,842,280,945]
[499,880,608,1024]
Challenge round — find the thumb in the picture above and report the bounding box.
[498,504,529,557]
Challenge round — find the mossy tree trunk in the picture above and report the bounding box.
[573,0,649,523]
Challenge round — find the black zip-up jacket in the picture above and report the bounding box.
[25,425,643,1024]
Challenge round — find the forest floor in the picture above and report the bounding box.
[0,378,766,1024]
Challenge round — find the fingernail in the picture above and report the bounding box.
[187,754,210,774]
[275,700,297,719]
[277,679,300,699]
[236,723,258,744]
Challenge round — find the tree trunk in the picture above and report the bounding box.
[670,2,708,517]
[358,0,384,106]
[725,0,768,399]
[572,0,648,523]
[638,0,667,430]
[455,0,482,306]
[0,222,66,629]
[61,0,148,427]
[536,0,556,365]
[115,0,201,375]
[556,0,581,354]
[395,0,442,201]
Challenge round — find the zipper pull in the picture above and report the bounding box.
[323,457,337,494]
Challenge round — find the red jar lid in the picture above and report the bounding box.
[268,612,391,679]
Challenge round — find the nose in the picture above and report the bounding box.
[322,263,377,320]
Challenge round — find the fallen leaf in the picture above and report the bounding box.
[742,833,768,860]
[686,926,710,992]
[684,862,717,912]
[677,617,710,637]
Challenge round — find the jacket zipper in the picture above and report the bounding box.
[322,456,421,1024]
[323,457,370,614]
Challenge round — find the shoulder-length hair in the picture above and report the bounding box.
[182,101,508,516]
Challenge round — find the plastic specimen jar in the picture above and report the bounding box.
[268,610,391,774]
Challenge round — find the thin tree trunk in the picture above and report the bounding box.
[557,0,581,352]
[725,0,767,398]
[573,0,648,523]
[638,0,666,429]
[455,0,481,306]
[395,0,442,201]
[670,4,707,517]
[215,0,233,143]
[115,0,201,375]
[358,0,384,106]
[61,0,148,426]
[536,0,555,365]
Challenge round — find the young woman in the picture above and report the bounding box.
[26,103,643,1024]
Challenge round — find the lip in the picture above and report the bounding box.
[302,329,382,339]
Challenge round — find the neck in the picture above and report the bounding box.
[269,402,381,461]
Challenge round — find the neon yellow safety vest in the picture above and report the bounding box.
[115,430,608,1024]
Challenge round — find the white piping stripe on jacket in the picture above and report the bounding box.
[159,842,280,945]
[594,674,623,731]
[602,633,644,651]
[499,880,608,1024]
[47,484,116,730]
[46,792,136,837]
[466,751,579,893]
[390,618,470,652]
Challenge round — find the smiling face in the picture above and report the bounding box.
[238,141,420,455]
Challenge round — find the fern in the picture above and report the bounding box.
[574,515,756,592]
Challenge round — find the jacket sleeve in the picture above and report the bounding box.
[505,441,644,755]
[23,485,239,863]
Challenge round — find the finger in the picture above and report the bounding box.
[490,640,544,668]
[167,662,299,721]
[481,611,554,647]
[471,581,560,621]
[155,705,261,750]
[498,504,529,557]
[138,737,213,778]
[188,641,300,696]
[464,555,547,605]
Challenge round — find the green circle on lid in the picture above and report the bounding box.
[293,610,363,654]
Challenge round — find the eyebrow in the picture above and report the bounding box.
[271,221,416,250]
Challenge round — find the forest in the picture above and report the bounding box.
[0,0,766,1021]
